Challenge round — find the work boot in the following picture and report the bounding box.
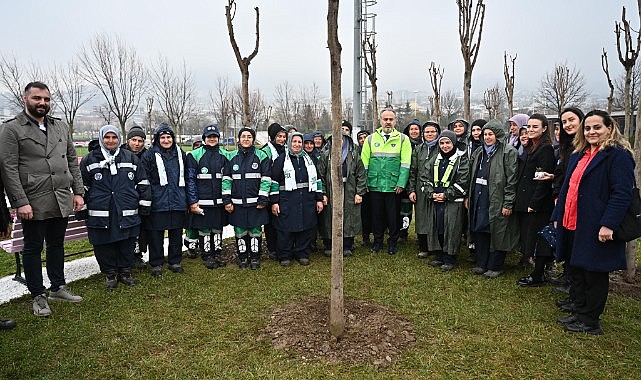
[105,273,118,289]
[250,259,261,270]
[168,264,184,273]
[118,270,136,286]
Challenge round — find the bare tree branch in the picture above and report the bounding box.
[503,51,516,118]
[49,60,95,135]
[456,0,486,121]
[428,61,444,121]
[537,63,587,117]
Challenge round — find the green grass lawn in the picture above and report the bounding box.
[1,236,640,379]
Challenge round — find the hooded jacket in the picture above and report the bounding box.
[468,119,520,252]
[360,127,412,192]
[140,123,188,213]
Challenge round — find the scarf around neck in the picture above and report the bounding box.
[155,145,185,187]
[100,147,120,176]
[283,151,318,192]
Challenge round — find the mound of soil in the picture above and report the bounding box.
[260,298,415,368]
[610,267,641,300]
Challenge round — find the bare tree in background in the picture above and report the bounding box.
[234,87,266,130]
[146,97,154,139]
[504,52,516,118]
[428,62,444,121]
[273,81,297,124]
[225,0,259,129]
[601,49,615,114]
[483,84,503,119]
[456,0,486,121]
[95,103,115,124]
[78,33,147,137]
[211,76,235,146]
[441,90,463,125]
[150,56,196,139]
[327,0,345,339]
[298,83,323,131]
[49,61,95,135]
[0,55,45,111]
[537,63,587,118]
[614,59,641,112]
[362,33,379,125]
[616,5,641,137]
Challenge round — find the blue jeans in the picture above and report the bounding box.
[22,217,68,297]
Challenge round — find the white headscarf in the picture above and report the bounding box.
[98,124,121,176]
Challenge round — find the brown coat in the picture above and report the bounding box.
[0,112,84,220]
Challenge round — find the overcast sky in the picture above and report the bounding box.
[0,0,637,103]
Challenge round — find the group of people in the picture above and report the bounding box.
[0,81,636,336]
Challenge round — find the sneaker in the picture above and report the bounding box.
[168,264,184,273]
[343,249,352,257]
[483,270,502,279]
[204,257,220,269]
[440,263,454,272]
[557,314,579,325]
[298,258,310,266]
[564,320,604,335]
[238,259,249,269]
[32,294,51,317]
[105,274,118,289]
[49,285,82,303]
[428,260,444,267]
[118,272,136,286]
[151,266,163,277]
[0,319,16,330]
[517,275,545,287]
[371,242,382,253]
[417,251,429,259]
[250,259,261,270]
[470,267,486,275]
[280,260,292,267]
[387,245,397,255]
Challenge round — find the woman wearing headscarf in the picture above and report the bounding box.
[223,128,271,270]
[413,130,469,271]
[407,121,441,258]
[552,110,634,335]
[318,133,367,257]
[467,119,486,159]
[399,119,423,243]
[141,123,188,277]
[270,132,324,266]
[507,114,530,150]
[260,122,287,260]
[467,119,519,278]
[185,124,229,270]
[514,114,556,286]
[81,125,151,288]
[447,119,469,156]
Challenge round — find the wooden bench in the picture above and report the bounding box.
[0,214,92,284]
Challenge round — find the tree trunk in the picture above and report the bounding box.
[241,68,251,128]
[463,69,472,121]
[371,83,378,127]
[327,0,344,339]
[624,69,633,137]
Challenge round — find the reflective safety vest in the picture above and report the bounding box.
[433,154,458,188]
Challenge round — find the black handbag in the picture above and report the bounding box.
[614,187,641,242]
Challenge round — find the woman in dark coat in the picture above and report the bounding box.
[317,134,367,257]
[186,124,228,270]
[411,130,469,271]
[141,123,188,277]
[271,132,324,266]
[552,110,635,335]
[407,121,441,258]
[223,128,271,270]
[514,114,556,286]
[81,125,151,288]
[467,119,520,278]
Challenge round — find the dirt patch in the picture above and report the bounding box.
[610,266,641,300]
[259,298,415,368]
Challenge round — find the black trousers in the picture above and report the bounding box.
[574,268,609,326]
[22,217,68,297]
[277,227,314,261]
[148,228,183,267]
[369,191,401,245]
[94,237,136,274]
[473,231,506,271]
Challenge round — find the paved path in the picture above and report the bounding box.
[0,225,234,304]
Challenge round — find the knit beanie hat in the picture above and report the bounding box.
[127,125,146,140]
